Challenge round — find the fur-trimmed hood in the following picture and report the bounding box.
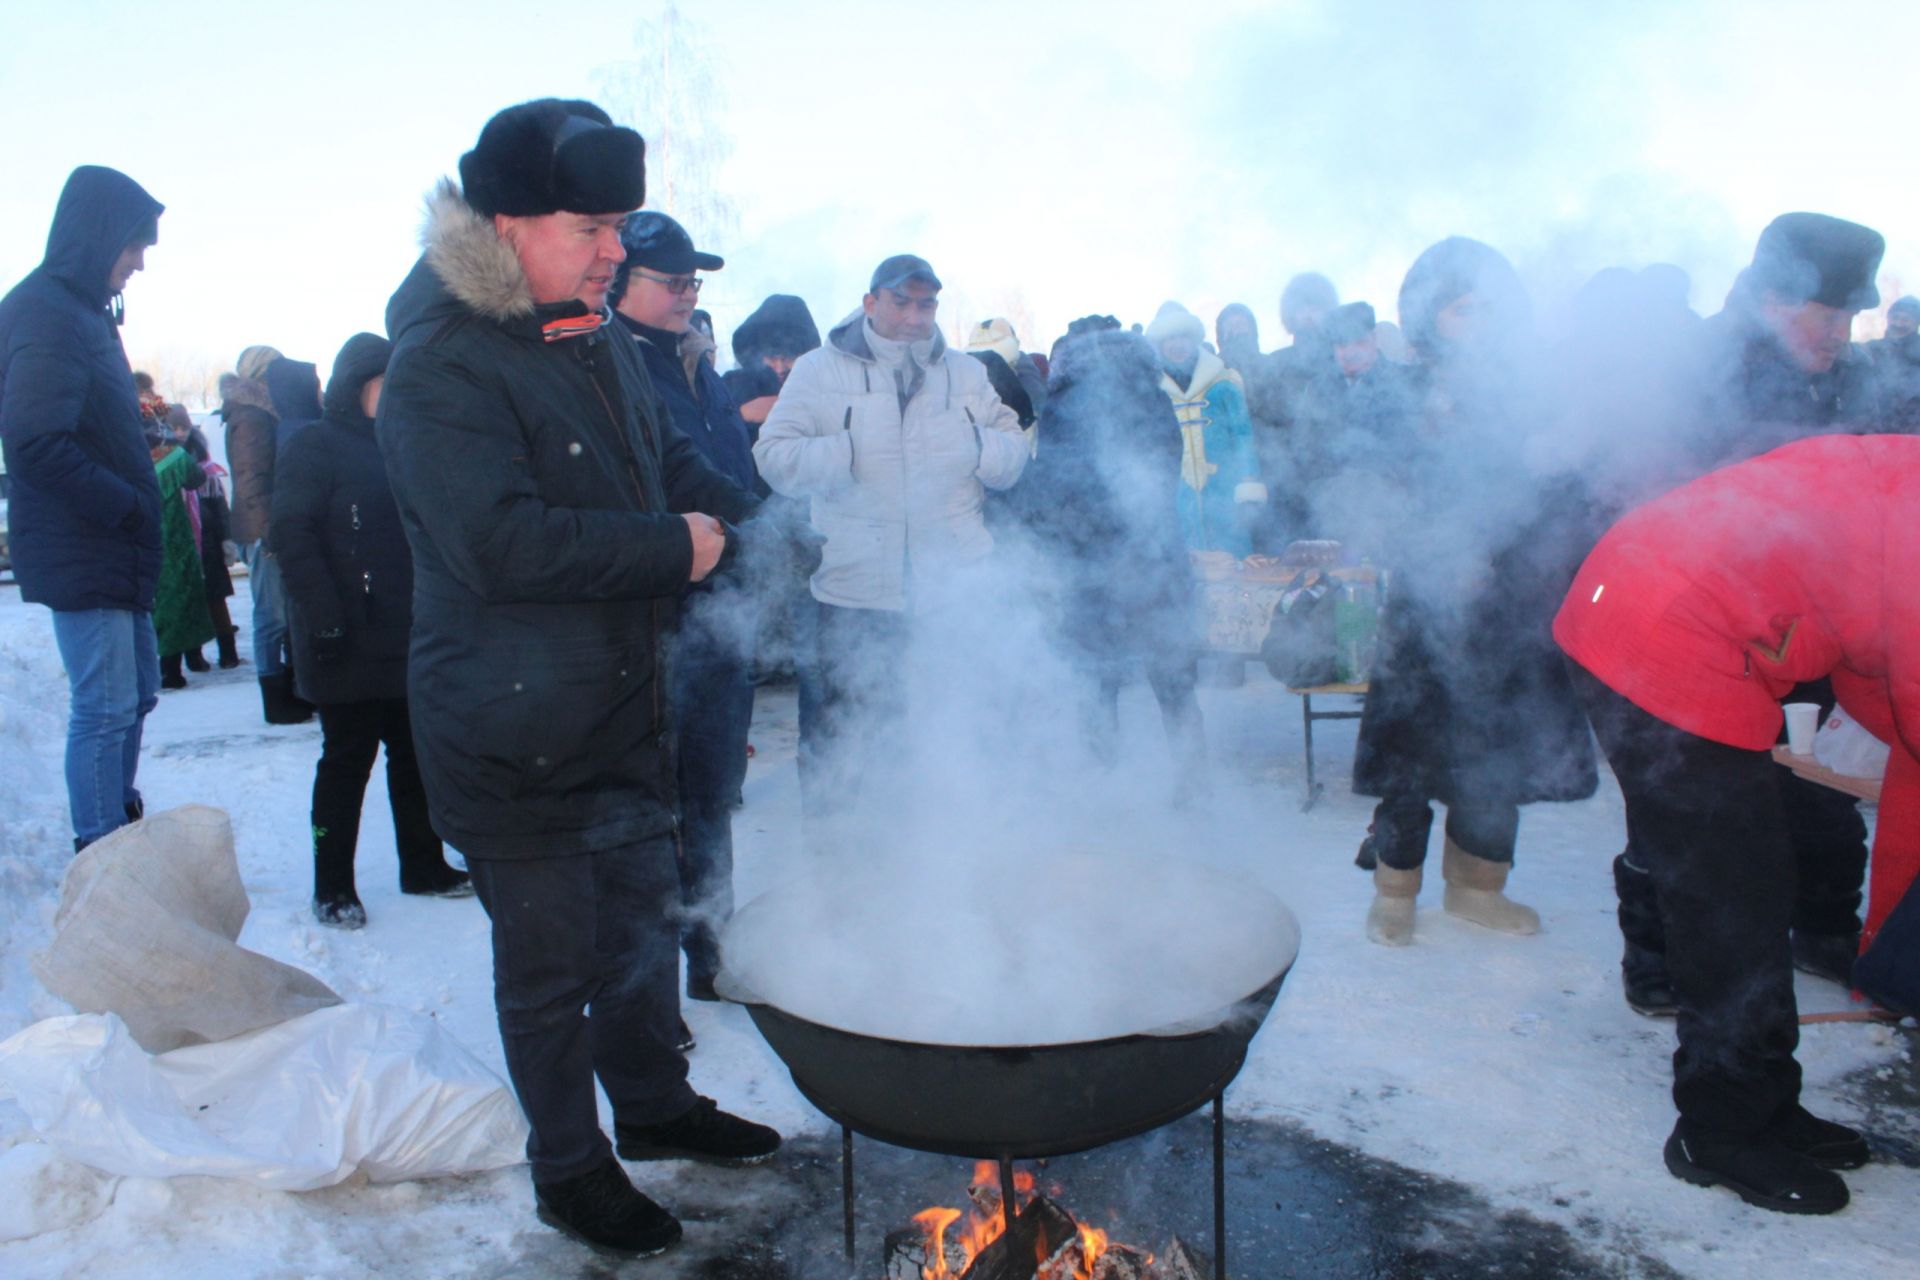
[422,177,533,323]
[217,371,275,418]
[387,179,541,339]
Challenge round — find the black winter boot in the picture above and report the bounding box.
[1615,852,1676,1016]
[534,1158,681,1258]
[1663,1120,1849,1214]
[615,1097,781,1165]
[261,672,315,725]
[1790,930,1860,987]
[1769,1103,1871,1170]
[184,647,210,673]
[216,627,243,670]
[391,761,472,896]
[160,653,187,690]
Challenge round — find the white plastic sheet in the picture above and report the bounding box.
[0,1005,527,1190]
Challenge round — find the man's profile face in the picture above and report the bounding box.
[763,352,798,385]
[108,240,151,294]
[498,211,629,309]
[1335,335,1379,378]
[1761,295,1854,374]
[1888,309,1919,341]
[864,280,939,343]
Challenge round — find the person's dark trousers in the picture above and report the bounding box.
[1088,653,1208,789]
[1572,665,1802,1137]
[668,640,754,990]
[311,698,447,900]
[468,841,697,1185]
[1777,677,1869,940]
[795,600,911,836]
[1369,794,1520,871]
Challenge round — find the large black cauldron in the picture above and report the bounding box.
[717,968,1289,1159]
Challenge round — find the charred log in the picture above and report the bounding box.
[1090,1244,1154,1280]
[885,1222,969,1279]
[957,1195,1078,1280]
[1157,1235,1211,1280]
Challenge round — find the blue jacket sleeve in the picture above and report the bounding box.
[0,312,140,527]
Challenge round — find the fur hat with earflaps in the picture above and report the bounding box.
[459,99,646,218]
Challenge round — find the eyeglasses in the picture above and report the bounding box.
[632,269,703,296]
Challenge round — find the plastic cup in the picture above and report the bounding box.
[1783,702,1822,756]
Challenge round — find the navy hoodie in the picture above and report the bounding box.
[0,166,165,611]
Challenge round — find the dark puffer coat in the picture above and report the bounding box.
[1014,330,1195,663]
[1352,239,1597,810]
[0,166,165,612]
[271,333,412,705]
[378,181,759,860]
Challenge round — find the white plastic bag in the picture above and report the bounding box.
[0,1005,527,1190]
[1813,706,1891,781]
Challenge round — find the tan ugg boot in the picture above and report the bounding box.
[1366,864,1422,946]
[1441,838,1540,935]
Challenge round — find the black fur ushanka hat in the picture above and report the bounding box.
[459,99,646,218]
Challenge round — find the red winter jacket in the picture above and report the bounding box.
[1554,435,1920,946]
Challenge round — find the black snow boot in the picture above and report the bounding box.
[311,792,364,929]
[615,1096,781,1165]
[1663,1121,1849,1214]
[184,647,210,673]
[216,627,244,670]
[1769,1103,1871,1170]
[261,672,315,725]
[160,653,188,690]
[1790,929,1859,988]
[534,1158,682,1258]
[1614,852,1676,1016]
[392,770,472,897]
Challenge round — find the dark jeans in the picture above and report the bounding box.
[1573,666,1801,1136]
[1082,652,1207,785]
[1369,794,1520,872]
[469,840,696,1185]
[795,601,912,835]
[311,698,442,898]
[669,641,754,984]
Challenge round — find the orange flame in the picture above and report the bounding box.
[896,1165,1129,1280]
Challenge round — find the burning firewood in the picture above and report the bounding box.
[957,1195,1078,1280]
[1089,1244,1153,1280]
[885,1220,970,1280]
[1155,1235,1210,1280]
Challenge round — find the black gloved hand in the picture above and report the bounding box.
[311,629,347,664]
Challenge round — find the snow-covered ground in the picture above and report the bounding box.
[0,579,1913,1278]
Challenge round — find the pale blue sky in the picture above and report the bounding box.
[3,0,1915,400]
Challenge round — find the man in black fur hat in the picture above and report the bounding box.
[376,98,777,1260]
[1611,213,1889,1044]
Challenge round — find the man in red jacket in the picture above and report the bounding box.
[1555,433,1919,1215]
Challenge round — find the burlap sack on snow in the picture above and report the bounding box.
[34,805,340,1052]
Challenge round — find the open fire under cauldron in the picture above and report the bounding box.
[717,855,1300,1278]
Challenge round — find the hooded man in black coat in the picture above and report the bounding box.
[271,332,473,930]
[0,165,165,850]
[376,99,778,1259]
[722,293,820,440]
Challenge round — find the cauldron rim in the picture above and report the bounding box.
[716,861,1300,1049]
[714,967,1286,1051]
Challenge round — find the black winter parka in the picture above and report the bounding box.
[377,182,759,860]
[272,333,412,705]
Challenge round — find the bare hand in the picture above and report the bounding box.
[739,395,778,425]
[684,513,727,582]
